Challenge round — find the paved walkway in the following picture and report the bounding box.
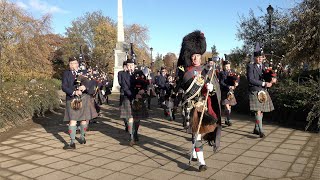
[0,96,319,180]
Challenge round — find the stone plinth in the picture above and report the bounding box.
[112,42,128,93]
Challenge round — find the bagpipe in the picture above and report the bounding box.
[257,67,277,103]
[71,70,89,110]
[131,70,149,111]
[263,67,277,83]
[225,72,240,101]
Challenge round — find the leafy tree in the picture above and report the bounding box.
[163,53,177,73]
[92,21,116,73]
[125,24,150,66]
[286,0,319,68]
[63,11,115,71]
[0,0,54,81]
[237,0,318,70]
[237,9,289,61]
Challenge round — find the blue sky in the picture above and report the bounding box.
[13,0,298,56]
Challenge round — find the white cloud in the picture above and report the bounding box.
[28,0,68,14]
[16,1,28,9]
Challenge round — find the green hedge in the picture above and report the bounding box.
[233,75,319,131]
[0,79,61,128]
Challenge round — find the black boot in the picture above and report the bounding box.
[79,138,86,144]
[225,120,232,126]
[253,129,259,135]
[63,142,76,150]
[259,132,266,138]
[199,165,207,172]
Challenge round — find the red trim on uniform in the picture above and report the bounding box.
[84,128,87,131]
[195,147,201,152]
[187,66,193,71]
[68,130,72,134]
[256,120,260,124]
[207,96,218,120]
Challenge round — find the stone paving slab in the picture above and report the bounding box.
[0,96,319,180]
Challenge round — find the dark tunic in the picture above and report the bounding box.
[246,63,274,112]
[180,65,221,134]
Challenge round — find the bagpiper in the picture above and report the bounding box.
[120,58,149,146]
[62,57,98,149]
[246,43,276,138]
[175,30,221,171]
[118,61,129,132]
[219,59,240,126]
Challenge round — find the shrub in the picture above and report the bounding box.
[0,79,61,128]
[233,74,319,131]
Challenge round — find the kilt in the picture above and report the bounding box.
[120,97,133,119]
[249,90,274,112]
[221,90,237,106]
[64,94,98,121]
[120,97,149,120]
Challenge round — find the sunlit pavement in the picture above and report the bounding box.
[0,95,319,180]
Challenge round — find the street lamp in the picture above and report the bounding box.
[267,4,274,51]
[150,47,153,70]
[172,62,175,75]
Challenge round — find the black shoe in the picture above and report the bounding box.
[259,132,266,138]
[199,165,207,172]
[79,138,86,144]
[63,143,76,150]
[125,126,128,132]
[253,129,260,135]
[225,121,232,126]
[191,157,198,162]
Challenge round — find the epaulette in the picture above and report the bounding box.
[178,66,184,72]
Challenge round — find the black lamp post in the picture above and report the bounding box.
[150,47,153,69]
[172,62,175,75]
[267,4,274,51]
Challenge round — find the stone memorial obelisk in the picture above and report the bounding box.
[112,0,128,93]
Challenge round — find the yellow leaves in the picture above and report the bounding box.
[0,0,53,81]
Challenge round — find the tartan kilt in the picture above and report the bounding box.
[249,90,274,112]
[120,97,149,120]
[120,97,133,119]
[132,99,149,120]
[64,94,98,121]
[221,90,237,106]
